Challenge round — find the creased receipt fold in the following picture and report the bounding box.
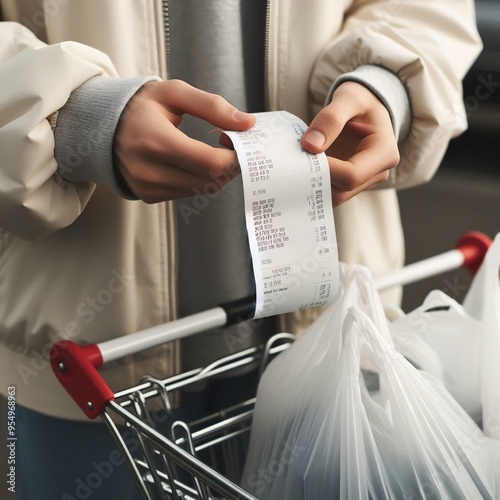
[224,111,339,319]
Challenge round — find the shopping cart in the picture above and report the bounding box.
[50,232,491,500]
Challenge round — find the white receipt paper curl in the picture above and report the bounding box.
[224,111,339,319]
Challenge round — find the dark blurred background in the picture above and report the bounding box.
[399,0,500,311]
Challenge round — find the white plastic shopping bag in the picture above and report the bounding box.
[463,234,500,439]
[389,290,482,421]
[241,265,390,492]
[242,264,500,499]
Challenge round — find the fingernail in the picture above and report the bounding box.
[233,110,251,121]
[304,130,326,149]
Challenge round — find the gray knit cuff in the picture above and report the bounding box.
[54,75,161,198]
[327,64,411,143]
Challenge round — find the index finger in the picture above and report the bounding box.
[153,80,256,131]
[328,133,399,192]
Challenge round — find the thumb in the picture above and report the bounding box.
[301,88,359,154]
[301,109,347,154]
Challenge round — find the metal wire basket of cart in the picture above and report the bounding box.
[50,232,491,500]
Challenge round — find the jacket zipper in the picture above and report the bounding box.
[264,0,279,111]
[162,0,171,78]
[158,0,178,332]
[264,0,271,111]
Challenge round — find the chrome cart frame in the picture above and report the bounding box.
[50,232,491,499]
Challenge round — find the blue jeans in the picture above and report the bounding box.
[13,404,141,500]
[9,370,258,500]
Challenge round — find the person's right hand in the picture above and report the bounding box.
[113,80,255,203]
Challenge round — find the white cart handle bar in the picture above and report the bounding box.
[50,231,491,419]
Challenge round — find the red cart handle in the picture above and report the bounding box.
[374,231,492,291]
[50,341,111,419]
[456,231,492,274]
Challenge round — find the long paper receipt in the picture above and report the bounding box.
[224,111,339,319]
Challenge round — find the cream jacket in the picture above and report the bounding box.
[0,0,481,420]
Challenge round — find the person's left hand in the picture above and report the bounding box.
[301,81,400,206]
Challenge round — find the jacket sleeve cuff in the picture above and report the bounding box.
[54,75,161,199]
[326,64,412,143]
